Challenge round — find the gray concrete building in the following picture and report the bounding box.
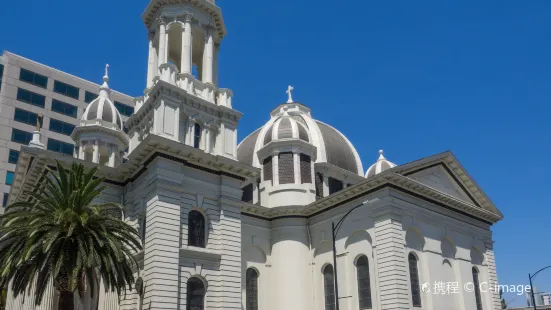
[0,51,134,213]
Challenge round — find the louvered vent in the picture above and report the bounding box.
[300,154,312,184]
[328,177,343,195]
[278,152,294,184]
[242,184,253,203]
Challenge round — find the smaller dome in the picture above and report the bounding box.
[365,150,396,178]
[81,64,123,130]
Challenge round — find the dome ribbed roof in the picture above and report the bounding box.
[365,150,397,178]
[237,128,261,165]
[81,65,124,130]
[261,115,310,146]
[237,103,363,175]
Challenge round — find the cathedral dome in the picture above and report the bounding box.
[81,65,123,130]
[365,150,396,178]
[237,102,363,175]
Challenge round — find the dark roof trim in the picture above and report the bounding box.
[44,151,247,188]
[118,152,246,186]
[242,183,493,225]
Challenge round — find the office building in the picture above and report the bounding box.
[0,52,135,213]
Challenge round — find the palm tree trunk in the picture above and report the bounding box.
[58,291,74,310]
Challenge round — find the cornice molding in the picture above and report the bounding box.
[71,123,129,148]
[240,169,501,224]
[257,139,317,161]
[314,162,365,184]
[8,135,260,205]
[126,81,241,132]
[142,0,226,39]
[394,152,502,218]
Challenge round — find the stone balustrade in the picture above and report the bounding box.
[159,63,178,85]
[177,72,216,103]
[217,88,233,108]
[146,65,233,107]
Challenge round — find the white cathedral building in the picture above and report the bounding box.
[5,0,504,309]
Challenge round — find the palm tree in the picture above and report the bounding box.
[0,161,143,310]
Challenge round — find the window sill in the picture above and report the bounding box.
[180,246,222,262]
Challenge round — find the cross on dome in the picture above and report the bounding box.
[99,64,111,98]
[286,85,294,103]
[104,64,110,81]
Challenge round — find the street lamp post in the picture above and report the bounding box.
[528,265,551,310]
[331,199,377,310]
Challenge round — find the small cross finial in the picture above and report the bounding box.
[286,85,294,103]
[103,64,110,82]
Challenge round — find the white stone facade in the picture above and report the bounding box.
[5,0,504,309]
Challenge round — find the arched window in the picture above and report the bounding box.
[472,267,483,310]
[186,278,205,310]
[356,255,372,309]
[323,264,336,310]
[188,210,205,248]
[194,123,202,149]
[408,253,422,307]
[246,268,259,310]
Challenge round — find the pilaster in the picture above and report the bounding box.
[142,181,182,309]
[98,280,121,310]
[374,208,410,309]
[293,152,300,183]
[218,198,243,309]
[485,242,501,310]
[272,154,279,186]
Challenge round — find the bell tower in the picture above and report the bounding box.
[127,0,239,159]
[141,0,230,106]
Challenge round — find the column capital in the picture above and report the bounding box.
[204,26,215,39]
[180,12,193,23]
[156,14,168,25]
[148,31,155,41]
[204,120,220,132]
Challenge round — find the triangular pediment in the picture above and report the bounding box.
[405,164,476,205]
[391,151,502,219]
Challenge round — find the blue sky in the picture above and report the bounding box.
[1,0,550,306]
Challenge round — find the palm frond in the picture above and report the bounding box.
[0,160,143,306]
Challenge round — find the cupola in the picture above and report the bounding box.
[71,65,129,167]
[365,150,397,178]
[236,86,364,207]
